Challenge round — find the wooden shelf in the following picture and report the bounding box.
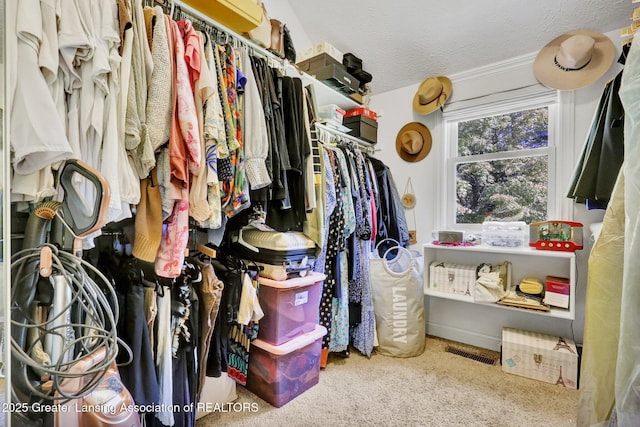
[423,243,576,320]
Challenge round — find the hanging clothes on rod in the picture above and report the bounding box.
[315,122,377,156]
[155,0,289,69]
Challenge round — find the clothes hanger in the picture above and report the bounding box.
[196,243,217,260]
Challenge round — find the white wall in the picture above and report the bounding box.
[370,29,624,350]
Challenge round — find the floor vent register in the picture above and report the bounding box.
[445,345,498,365]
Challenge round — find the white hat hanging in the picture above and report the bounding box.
[533,29,615,90]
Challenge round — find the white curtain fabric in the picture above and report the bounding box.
[577,171,624,427]
[615,36,640,427]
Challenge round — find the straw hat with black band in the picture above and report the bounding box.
[534,30,615,90]
[396,122,432,163]
[413,76,452,115]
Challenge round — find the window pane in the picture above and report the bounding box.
[456,156,548,224]
[458,107,548,156]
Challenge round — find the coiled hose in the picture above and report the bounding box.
[11,201,131,426]
[11,243,129,400]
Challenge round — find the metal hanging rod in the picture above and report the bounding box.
[315,122,377,155]
[154,0,289,69]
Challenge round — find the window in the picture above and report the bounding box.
[444,97,561,231]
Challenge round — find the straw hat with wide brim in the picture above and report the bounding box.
[413,76,452,115]
[534,30,615,90]
[396,122,432,163]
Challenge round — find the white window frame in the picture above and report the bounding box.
[440,90,574,234]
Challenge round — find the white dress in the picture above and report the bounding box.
[125,0,155,179]
[117,0,142,208]
[99,0,136,222]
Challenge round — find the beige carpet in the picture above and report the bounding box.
[197,336,578,427]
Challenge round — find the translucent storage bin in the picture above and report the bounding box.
[482,221,528,248]
[257,272,325,345]
[318,104,346,124]
[246,325,327,407]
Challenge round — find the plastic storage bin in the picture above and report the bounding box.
[246,325,326,407]
[482,221,528,248]
[318,104,346,124]
[257,272,325,345]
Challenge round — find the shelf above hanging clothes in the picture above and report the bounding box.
[162,0,363,110]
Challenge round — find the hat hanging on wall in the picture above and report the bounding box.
[533,30,615,90]
[413,76,452,115]
[401,177,416,208]
[396,122,432,163]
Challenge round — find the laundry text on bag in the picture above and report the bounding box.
[392,287,408,343]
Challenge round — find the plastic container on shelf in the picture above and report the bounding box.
[246,325,327,407]
[318,104,346,125]
[257,272,325,346]
[481,221,528,248]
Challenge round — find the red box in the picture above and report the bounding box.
[344,107,377,121]
[544,276,570,308]
[257,272,325,345]
[246,325,326,407]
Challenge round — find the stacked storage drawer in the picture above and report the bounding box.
[245,272,327,407]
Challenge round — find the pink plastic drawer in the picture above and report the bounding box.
[257,272,325,345]
[246,325,326,407]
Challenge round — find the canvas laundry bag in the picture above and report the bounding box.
[370,245,426,357]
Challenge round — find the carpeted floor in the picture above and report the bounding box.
[197,336,579,427]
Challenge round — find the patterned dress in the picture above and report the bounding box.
[329,147,355,352]
[351,151,376,357]
[319,149,345,349]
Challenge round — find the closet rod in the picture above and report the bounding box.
[156,0,288,67]
[315,122,377,155]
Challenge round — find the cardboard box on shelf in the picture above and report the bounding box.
[344,107,377,121]
[298,41,344,63]
[343,115,378,143]
[296,53,344,74]
[349,93,364,104]
[182,0,262,33]
[429,261,477,296]
[544,276,570,309]
[502,327,579,389]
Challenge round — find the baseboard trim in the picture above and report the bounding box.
[427,322,502,352]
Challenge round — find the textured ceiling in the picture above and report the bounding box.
[288,0,632,95]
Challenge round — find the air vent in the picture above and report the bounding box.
[445,345,497,365]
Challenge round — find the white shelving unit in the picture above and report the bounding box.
[295,67,361,110]
[423,243,577,320]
